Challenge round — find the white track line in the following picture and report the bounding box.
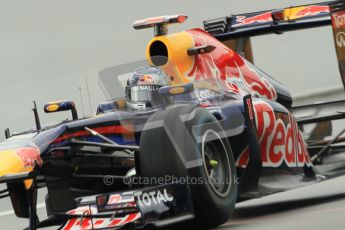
[0,203,45,217]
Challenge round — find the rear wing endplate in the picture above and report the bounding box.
[331,1,345,89]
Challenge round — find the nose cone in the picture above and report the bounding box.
[0,149,26,178]
[0,147,42,177]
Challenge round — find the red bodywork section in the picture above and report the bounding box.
[16,147,42,167]
[186,28,277,100]
[236,101,310,168]
[295,5,330,17]
[181,28,309,169]
[235,12,272,26]
[234,5,330,27]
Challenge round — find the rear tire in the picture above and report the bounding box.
[139,105,237,228]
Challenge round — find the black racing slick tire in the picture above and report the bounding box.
[139,105,237,228]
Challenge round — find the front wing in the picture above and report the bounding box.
[59,184,194,230]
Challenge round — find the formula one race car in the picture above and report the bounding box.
[1,1,345,229]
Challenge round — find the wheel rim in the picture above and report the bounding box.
[202,129,232,197]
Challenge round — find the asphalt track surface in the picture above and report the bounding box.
[1,174,345,230]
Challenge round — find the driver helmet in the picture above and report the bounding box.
[125,66,170,110]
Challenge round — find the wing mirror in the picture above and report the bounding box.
[158,83,194,109]
[44,100,78,120]
[158,82,194,96]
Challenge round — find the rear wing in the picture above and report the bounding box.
[204,1,345,89]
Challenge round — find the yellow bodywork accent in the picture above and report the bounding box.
[209,160,218,169]
[146,31,194,85]
[24,179,33,189]
[284,6,307,20]
[46,104,59,112]
[0,150,33,189]
[169,86,185,95]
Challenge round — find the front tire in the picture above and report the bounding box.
[139,105,237,228]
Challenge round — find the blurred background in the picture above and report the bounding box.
[0,0,343,138]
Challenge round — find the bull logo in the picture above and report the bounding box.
[139,75,154,84]
[336,32,345,47]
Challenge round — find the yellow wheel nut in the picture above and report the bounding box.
[210,160,218,168]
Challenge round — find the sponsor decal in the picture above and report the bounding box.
[63,207,92,230]
[294,5,329,17]
[234,5,329,26]
[139,75,154,84]
[16,147,42,167]
[336,32,345,47]
[107,194,134,207]
[235,12,272,26]
[66,206,94,215]
[107,194,121,204]
[131,85,160,91]
[98,193,137,212]
[187,30,277,100]
[63,206,141,230]
[333,12,345,29]
[236,101,311,168]
[332,12,345,29]
[62,214,141,230]
[134,188,173,207]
